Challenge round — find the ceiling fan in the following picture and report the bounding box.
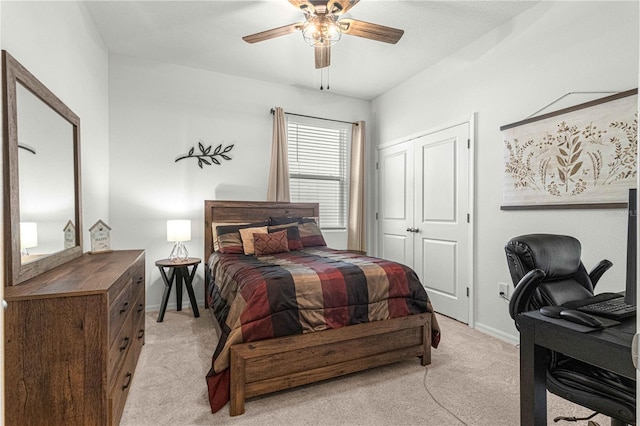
[242,0,404,69]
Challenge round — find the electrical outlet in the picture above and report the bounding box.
[498,282,509,298]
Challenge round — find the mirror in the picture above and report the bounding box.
[18,83,76,258]
[3,50,82,285]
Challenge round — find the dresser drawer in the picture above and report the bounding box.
[132,266,145,307]
[109,282,133,346]
[132,286,145,347]
[108,309,134,386]
[132,259,145,294]
[107,255,145,302]
[109,344,137,426]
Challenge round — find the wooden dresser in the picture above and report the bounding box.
[4,250,145,426]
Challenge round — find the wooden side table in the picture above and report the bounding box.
[155,257,201,322]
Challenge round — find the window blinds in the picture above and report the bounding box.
[287,120,349,229]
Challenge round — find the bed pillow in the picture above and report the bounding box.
[212,221,246,252]
[215,221,269,254]
[239,226,268,255]
[254,230,290,256]
[298,221,327,247]
[270,217,325,247]
[270,216,301,226]
[270,216,320,226]
[268,223,304,251]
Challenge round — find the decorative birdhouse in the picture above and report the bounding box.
[89,219,112,253]
[63,220,76,249]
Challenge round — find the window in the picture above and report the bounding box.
[287,117,350,229]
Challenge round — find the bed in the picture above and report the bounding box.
[203,200,441,416]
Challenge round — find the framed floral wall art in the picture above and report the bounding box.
[501,89,638,209]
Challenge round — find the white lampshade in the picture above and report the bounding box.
[167,220,191,242]
[20,222,38,249]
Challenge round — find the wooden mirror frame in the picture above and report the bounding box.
[2,50,82,285]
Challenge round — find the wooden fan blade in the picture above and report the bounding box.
[340,18,404,44]
[328,0,360,15]
[242,23,302,44]
[314,45,331,69]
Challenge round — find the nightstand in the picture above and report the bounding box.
[155,257,201,322]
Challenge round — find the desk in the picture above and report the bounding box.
[156,257,201,322]
[519,311,635,425]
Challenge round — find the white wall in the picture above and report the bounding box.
[372,1,639,341]
[1,1,110,244]
[108,54,372,311]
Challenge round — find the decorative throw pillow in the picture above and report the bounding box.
[239,226,268,255]
[254,230,290,256]
[268,223,304,251]
[216,221,269,254]
[298,221,327,247]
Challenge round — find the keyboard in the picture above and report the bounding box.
[576,295,636,320]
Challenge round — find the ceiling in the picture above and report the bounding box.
[85,0,538,101]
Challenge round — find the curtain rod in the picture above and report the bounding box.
[270,108,358,126]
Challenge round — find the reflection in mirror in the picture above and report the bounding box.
[3,50,82,285]
[17,82,75,263]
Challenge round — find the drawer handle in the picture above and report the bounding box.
[122,372,132,390]
[120,302,129,314]
[138,329,145,339]
[137,303,144,313]
[119,337,130,352]
[136,277,143,284]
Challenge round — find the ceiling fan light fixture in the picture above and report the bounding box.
[301,15,342,47]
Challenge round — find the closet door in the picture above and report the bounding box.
[377,141,414,266]
[413,123,470,323]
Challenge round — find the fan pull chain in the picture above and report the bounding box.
[319,68,330,91]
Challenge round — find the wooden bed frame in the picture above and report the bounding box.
[204,200,433,416]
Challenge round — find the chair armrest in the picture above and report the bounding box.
[588,259,613,289]
[509,268,546,330]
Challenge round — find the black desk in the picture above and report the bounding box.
[519,311,635,425]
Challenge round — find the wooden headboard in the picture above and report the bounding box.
[203,200,320,262]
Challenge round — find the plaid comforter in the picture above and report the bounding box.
[205,247,441,413]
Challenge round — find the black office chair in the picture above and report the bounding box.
[505,234,636,426]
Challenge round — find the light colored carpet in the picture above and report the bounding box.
[120,309,607,426]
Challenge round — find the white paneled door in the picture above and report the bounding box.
[378,122,472,324]
[378,141,414,266]
[413,123,471,323]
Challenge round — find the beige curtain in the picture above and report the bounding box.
[347,121,366,252]
[267,107,290,202]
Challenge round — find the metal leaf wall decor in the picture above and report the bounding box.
[175,140,234,168]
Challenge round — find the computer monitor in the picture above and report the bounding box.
[624,188,637,305]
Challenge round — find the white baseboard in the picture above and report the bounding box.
[473,321,519,345]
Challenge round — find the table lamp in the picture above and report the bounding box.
[20,222,38,256]
[167,219,191,261]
